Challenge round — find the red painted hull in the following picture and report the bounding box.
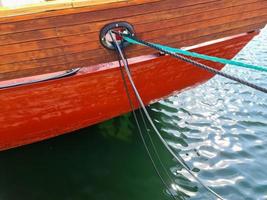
[0,32,256,151]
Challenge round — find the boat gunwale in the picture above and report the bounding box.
[0,0,161,19]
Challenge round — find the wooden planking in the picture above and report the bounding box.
[138,10,267,40]
[0,29,264,73]
[0,6,266,63]
[0,0,222,35]
[0,0,265,56]
[0,0,264,68]
[125,23,266,58]
[0,0,267,80]
[0,0,263,47]
[0,26,260,72]
[0,25,259,81]
[1,18,267,73]
[135,2,267,33]
[0,0,260,39]
[124,20,267,57]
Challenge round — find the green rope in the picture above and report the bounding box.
[124,36,267,73]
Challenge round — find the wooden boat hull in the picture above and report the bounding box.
[0,0,267,81]
[0,32,256,151]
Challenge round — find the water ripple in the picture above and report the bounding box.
[152,26,267,199]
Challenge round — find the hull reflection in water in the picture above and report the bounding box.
[0,112,198,200]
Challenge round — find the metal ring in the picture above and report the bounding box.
[99,22,135,50]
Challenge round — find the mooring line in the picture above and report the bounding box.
[112,33,179,200]
[124,36,267,73]
[117,50,180,197]
[119,59,180,200]
[110,32,224,200]
[121,34,267,94]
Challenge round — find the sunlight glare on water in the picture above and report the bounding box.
[156,26,267,200]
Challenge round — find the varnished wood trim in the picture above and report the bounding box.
[0,0,160,19]
[0,0,214,23]
[0,0,127,18]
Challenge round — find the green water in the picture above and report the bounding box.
[1,28,267,200]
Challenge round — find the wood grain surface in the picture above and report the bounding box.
[0,0,266,80]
